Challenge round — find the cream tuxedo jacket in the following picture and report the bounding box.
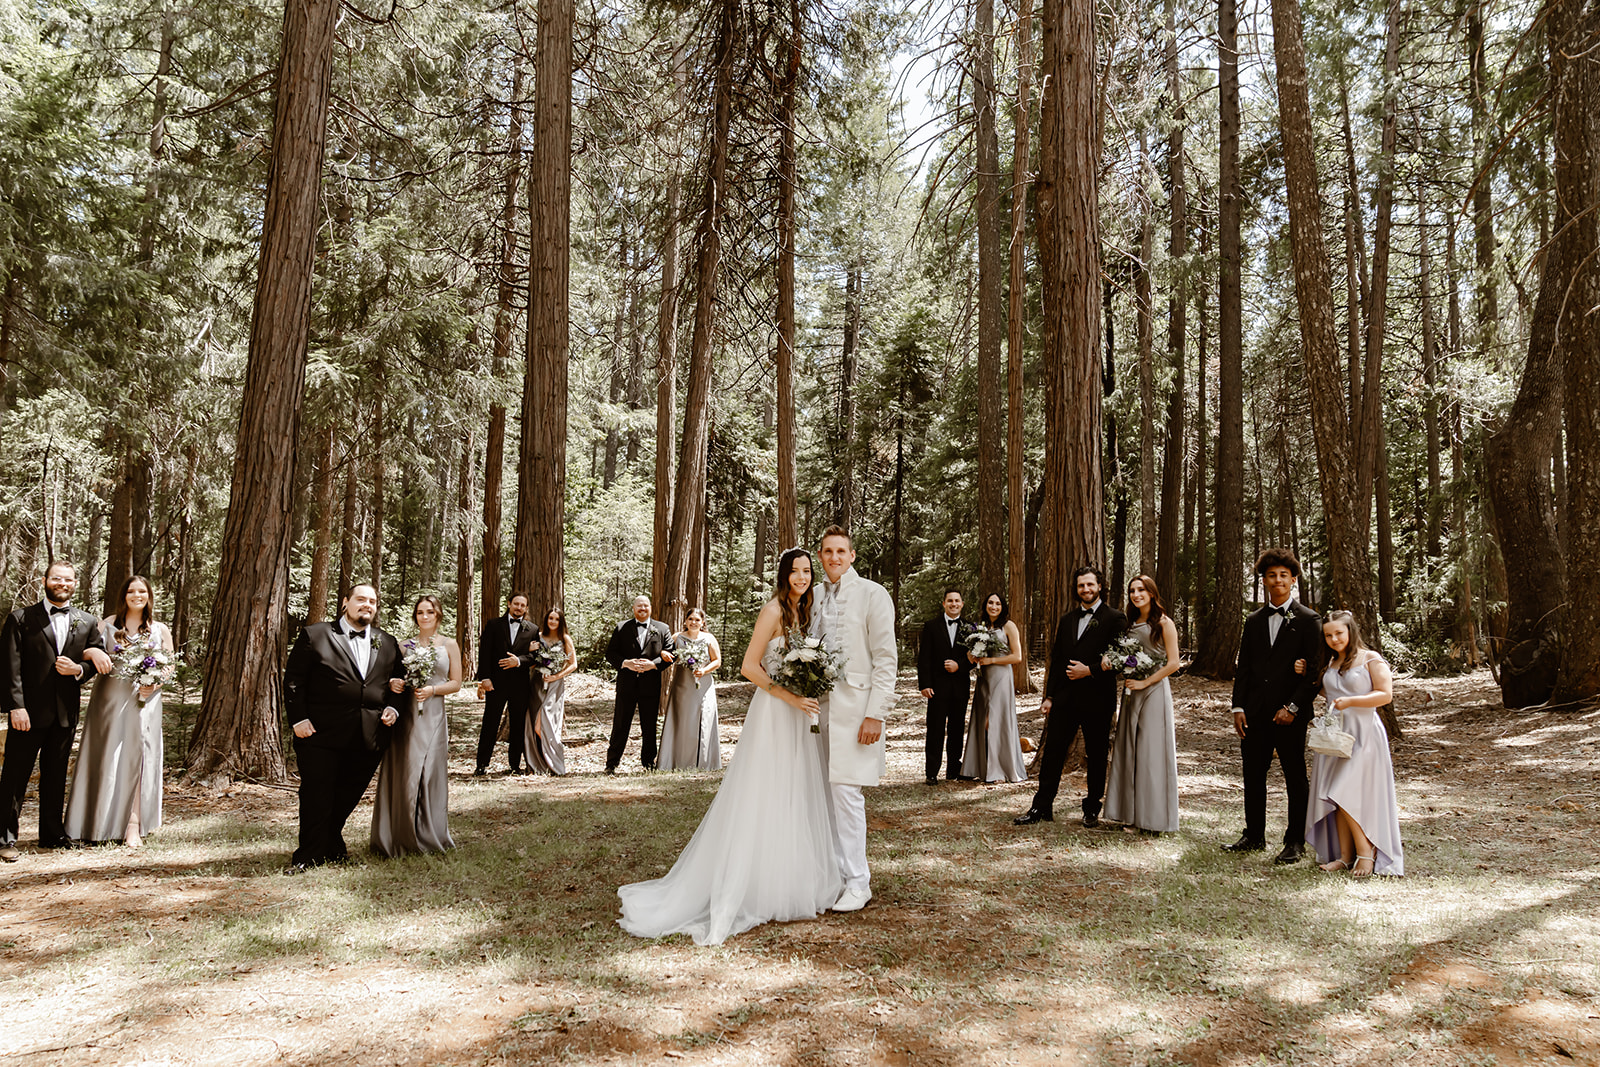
[816,566,898,786]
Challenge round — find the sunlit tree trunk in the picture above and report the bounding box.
[1156,0,1186,606]
[976,0,1006,595]
[775,0,800,550]
[1007,0,1034,692]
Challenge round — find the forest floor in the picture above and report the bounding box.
[0,667,1596,1066]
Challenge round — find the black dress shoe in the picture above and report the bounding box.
[1082,812,1100,829]
[1222,834,1267,853]
[472,766,487,777]
[1013,808,1053,825]
[604,766,617,775]
[925,776,938,785]
[1273,843,1306,865]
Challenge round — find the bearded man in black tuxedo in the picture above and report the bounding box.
[283,583,404,869]
[917,588,974,784]
[0,561,110,861]
[473,591,536,775]
[1014,566,1127,828]
[604,595,672,773]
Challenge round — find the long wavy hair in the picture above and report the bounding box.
[541,606,568,641]
[774,547,815,638]
[113,575,156,635]
[980,591,1010,630]
[1127,574,1167,630]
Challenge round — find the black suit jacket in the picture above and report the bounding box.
[3,601,105,729]
[1044,602,1128,709]
[917,615,975,694]
[1230,601,1322,726]
[283,622,405,749]
[605,618,671,693]
[475,615,537,692]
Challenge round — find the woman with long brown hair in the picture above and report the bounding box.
[372,594,461,856]
[1103,574,1183,834]
[618,546,840,945]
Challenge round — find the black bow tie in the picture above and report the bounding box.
[1077,607,1094,618]
[49,606,69,616]
[347,629,367,641]
[1273,605,1293,619]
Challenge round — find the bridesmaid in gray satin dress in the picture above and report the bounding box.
[960,592,1027,783]
[372,595,461,857]
[1104,575,1182,833]
[525,607,576,775]
[65,575,170,847]
[658,608,723,771]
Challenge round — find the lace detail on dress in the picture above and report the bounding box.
[759,637,786,679]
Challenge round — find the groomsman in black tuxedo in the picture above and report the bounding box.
[283,583,404,869]
[917,588,974,784]
[604,595,672,773]
[0,561,110,861]
[1225,548,1323,864]
[1015,566,1126,827]
[473,592,536,775]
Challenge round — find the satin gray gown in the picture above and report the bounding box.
[1104,621,1180,832]
[658,635,721,771]
[371,643,454,856]
[1306,656,1404,875]
[959,630,1026,783]
[64,621,166,843]
[524,636,567,775]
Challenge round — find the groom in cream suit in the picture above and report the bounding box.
[811,525,898,913]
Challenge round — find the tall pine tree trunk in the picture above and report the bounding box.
[1269,0,1376,637]
[1156,0,1186,605]
[654,50,687,609]
[186,0,338,783]
[975,0,1006,595]
[455,428,476,664]
[775,0,801,551]
[1136,130,1157,579]
[1007,0,1034,692]
[514,0,573,616]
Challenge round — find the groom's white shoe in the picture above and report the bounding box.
[832,887,872,912]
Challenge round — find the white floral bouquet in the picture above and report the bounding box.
[401,639,438,690]
[676,637,713,687]
[774,635,844,732]
[964,627,1008,660]
[530,642,568,678]
[1107,631,1165,680]
[111,630,178,705]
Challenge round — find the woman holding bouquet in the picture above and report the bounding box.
[618,547,840,945]
[64,576,172,846]
[1305,611,1403,876]
[525,607,576,776]
[960,593,1026,783]
[1103,575,1181,834]
[372,595,460,857]
[658,608,723,771]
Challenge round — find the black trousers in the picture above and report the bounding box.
[924,686,970,779]
[475,683,530,772]
[607,676,662,770]
[292,734,383,866]
[1241,716,1309,844]
[1031,697,1113,817]
[0,718,75,847]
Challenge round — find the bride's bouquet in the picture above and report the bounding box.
[1107,631,1165,681]
[675,637,713,688]
[111,630,179,705]
[964,627,1008,661]
[530,642,569,679]
[774,636,844,732]
[400,639,440,691]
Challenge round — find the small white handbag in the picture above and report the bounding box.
[1307,709,1354,758]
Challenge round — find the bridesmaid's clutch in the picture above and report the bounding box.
[1307,711,1354,758]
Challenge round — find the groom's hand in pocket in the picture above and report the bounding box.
[857,717,882,745]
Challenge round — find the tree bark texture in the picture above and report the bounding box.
[1156,0,1186,606]
[187,0,337,782]
[775,0,801,552]
[1036,0,1104,634]
[455,427,476,665]
[1136,131,1157,579]
[975,0,1007,596]
[305,423,337,623]
[1269,0,1376,638]
[514,0,573,617]
[654,50,687,609]
[1008,0,1034,692]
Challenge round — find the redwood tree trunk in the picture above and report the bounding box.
[1194,0,1243,677]
[1007,0,1034,692]
[1135,131,1157,578]
[513,0,573,616]
[1035,0,1103,634]
[186,0,337,783]
[975,0,1006,595]
[654,50,687,608]
[455,428,476,665]
[1269,0,1376,637]
[1156,0,1186,605]
[775,0,800,551]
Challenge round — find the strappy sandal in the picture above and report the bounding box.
[1352,852,1375,878]
[1319,858,1349,872]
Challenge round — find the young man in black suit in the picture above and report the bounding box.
[283,583,405,869]
[0,561,110,861]
[604,595,672,773]
[473,591,536,775]
[1225,548,1323,864]
[1015,566,1127,827]
[917,588,974,784]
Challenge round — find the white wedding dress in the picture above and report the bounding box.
[618,638,841,945]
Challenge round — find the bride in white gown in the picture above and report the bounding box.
[618,547,841,946]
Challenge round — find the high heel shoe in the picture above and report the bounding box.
[1352,852,1375,878]
[1318,858,1349,872]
